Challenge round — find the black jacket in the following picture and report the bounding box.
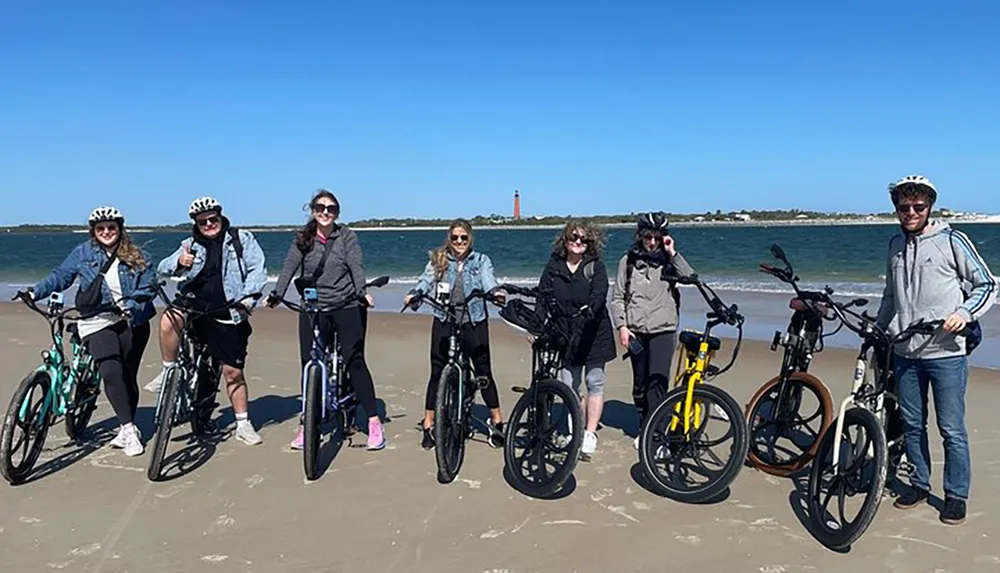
[537,253,617,366]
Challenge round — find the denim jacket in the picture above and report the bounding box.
[157,227,268,324]
[33,241,157,327]
[413,251,499,324]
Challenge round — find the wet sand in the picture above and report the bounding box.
[0,304,998,573]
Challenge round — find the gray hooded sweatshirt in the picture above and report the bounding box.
[875,222,996,359]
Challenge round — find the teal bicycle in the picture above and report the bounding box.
[1,291,141,485]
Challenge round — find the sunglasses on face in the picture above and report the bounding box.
[570,233,589,244]
[197,215,221,227]
[311,203,339,215]
[896,203,929,214]
[451,234,470,244]
[94,224,118,234]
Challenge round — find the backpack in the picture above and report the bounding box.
[226,227,247,281]
[947,230,984,355]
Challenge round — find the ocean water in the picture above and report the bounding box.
[2,223,998,367]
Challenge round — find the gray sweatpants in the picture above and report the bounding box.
[560,362,607,398]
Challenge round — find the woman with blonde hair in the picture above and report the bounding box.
[405,219,506,450]
[535,219,616,460]
[30,206,156,456]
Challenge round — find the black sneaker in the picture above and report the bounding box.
[940,498,966,525]
[487,420,505,449]
[893,486,929,510]
[421,426,435,450]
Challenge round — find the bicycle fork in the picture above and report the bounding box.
[830,357,869,473]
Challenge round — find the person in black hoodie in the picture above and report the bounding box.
[536,219,616,460]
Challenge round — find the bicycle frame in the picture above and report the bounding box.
[297,291,349,422]
[16,293,100,424]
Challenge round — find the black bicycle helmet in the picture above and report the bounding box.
[637,211,669,233]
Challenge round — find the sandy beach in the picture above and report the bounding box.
[1,304,998,573]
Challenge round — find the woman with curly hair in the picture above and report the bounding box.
[536,219,616,460]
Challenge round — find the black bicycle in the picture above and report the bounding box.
[274,276,389,481]
[402,287,501,484]
[146,282,262,481]
[745,244,837,476]
[806,301,949,549]
[498,284,585,498]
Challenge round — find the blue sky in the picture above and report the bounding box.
[1,0,997,226]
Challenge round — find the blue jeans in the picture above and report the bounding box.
[894,354,970,500]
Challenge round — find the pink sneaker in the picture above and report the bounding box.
[290,426,304,450]
[367,419,386,451]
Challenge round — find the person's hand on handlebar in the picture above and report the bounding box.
[490,289,507,304]
[264,291,280,309]
[364,293,375,308]
[943,312,968,334]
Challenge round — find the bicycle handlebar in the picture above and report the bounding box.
[276,276,390,313]
[400,287,501,318]
[153,280,263,318]
[661,273,744,327]
[13,290,147,323]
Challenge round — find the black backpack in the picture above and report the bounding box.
[226,227,247,281]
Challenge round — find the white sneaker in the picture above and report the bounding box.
[581,431,598,459]
[123,427,144,457]
[109,426,126,449]
[235,421,263,446]
[144,372,164,393]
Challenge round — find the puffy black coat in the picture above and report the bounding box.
[536,253,617,366]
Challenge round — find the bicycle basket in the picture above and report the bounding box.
[500,298,544,336]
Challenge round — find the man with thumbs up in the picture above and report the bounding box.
[152,196,268,446]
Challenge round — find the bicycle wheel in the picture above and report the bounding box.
[65,365,100,442]
[303,364,323,481]
[1,372,53,485]
[639,383,748,503]
[745,372,833,476]
[434,363,466,484]
[807,407,887,550]
[147,367,183,482]
[503,379,583,498]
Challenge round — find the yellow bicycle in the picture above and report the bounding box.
[636,274,749,503]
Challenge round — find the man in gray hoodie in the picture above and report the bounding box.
[875,175,996,525]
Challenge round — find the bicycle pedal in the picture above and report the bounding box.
[511,386,527,393]
[897,462,916,477]
[474,376,490,390]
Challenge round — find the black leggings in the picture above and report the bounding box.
[629,330,676,431]
[426,318,500,412]
[297,306,378,418]
[83,321,151,426]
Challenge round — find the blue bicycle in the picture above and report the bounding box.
[1,291,146,485]
[274,275,389,481]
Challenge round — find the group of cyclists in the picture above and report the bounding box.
[24,175,995,527]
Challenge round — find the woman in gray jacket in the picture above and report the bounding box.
[609,212,695,448]
[267,190,386,452]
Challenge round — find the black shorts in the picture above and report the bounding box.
[190,317,252,369]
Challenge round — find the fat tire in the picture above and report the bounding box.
[1,371,52,485]
[745,372,833,476]
[147,367,182,482]
[503,379,583,498]
[639,383,749,503]
[434,364,466,484]
[807,407,887,550]
[303,364,323,481]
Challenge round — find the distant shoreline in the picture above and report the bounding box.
[3,215,998,234]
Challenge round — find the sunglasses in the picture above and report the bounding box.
[311,203,339,215]
[94,223,119,233]
[197,215,221,227]
[570,233,589,244]
[896,203,929,214]
[450,234,470,244]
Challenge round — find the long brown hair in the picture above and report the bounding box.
[90,226,147,271]
[295,189,340,252]
[552,218,605,260]
[430,219,474,280]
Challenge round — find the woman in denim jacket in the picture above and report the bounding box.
[404,219,507,450]
[31,207,156,456]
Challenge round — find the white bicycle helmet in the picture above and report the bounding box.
[888,175,938,203]
[88,206,125,226]
[188,196,222,219]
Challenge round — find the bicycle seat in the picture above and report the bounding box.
[679,330,721,353]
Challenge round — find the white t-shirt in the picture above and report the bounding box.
[78,256,126,340]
